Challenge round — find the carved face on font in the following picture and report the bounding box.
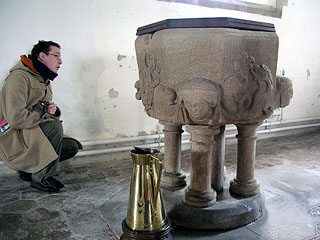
[177,78,221,124]
[183,90,219,123]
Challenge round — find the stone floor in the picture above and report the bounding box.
[1,130,320,240]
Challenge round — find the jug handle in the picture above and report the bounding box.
[150,155,163,208]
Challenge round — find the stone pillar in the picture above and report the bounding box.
[211,125,226,193]
[184,125,220,207]
[160,121,186,188]
[230,122,262,197]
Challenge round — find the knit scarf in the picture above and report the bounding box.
[27,54,58,83]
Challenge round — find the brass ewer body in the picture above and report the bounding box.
[125,148,170,232]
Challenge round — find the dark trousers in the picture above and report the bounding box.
[32,121,79,181]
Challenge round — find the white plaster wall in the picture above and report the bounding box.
[0,0,319,142]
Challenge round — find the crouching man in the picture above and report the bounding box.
[0,40,82,192]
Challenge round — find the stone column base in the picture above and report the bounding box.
[161,171,186,189]
[184,187,216,207]
[229,179,260,197]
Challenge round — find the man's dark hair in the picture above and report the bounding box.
[31,40,60,59]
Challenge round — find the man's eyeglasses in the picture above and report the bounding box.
[47,53,62,61]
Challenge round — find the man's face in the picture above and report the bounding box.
[182,90,219,123]
[38,46,62,73]
[183,94,211,122]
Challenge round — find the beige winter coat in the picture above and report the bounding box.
[0,56,63,173]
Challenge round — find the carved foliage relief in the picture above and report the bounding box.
[221,54,275,121]
[135,50,161,113]
[135,52,293,125]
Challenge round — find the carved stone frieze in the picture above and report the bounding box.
[135,50,161,114]
[134,52,292,125]
[221,54,275,122]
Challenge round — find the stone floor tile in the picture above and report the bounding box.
[2,199,37,213]
[88,171,106,180]
[0,213,23,230]
[22,223,51,240]
[25,207,60,222]
[0,192,19,205]
[21,188,51,200]
[38,194,69,208]
[49,219,69,232]
[50,229,73,240]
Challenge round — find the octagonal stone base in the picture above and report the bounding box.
[162,180,264,230]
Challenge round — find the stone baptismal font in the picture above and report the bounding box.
[134,17,293,230]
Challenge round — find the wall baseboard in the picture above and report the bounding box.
[64,117,320,166]
[1,117,320,175]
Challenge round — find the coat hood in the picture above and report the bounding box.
[10,55,40,75]
[9,55,48,84]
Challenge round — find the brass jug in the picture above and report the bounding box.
[125,147,170,232]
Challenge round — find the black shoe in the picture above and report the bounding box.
[46,176,65,190]
[31,178,60,193]
[18,171,32,182]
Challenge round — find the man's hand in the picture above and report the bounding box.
[47,104,57,115]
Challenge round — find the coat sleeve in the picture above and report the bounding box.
[1,72,50,129]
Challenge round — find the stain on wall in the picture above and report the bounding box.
[138,131,148,136]
[117,54,127,61]
[116,133,128,138]
[108,88,119,98]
